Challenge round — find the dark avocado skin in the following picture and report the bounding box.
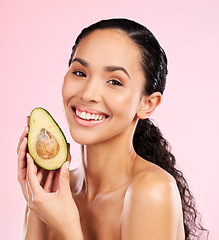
[28,107,68,170]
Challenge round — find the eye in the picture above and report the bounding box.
[107,79,123,86]
[72,70,86,77]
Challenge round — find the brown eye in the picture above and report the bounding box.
[108,79,123,86]
[72,70,86,77]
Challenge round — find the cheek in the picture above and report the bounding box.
[62,77,71,103]
[62,76,80,104]
[105,88,141,119]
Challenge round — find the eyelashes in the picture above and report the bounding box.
[72,70,86,77]
[107,79,123,86]
[72,70,124,87]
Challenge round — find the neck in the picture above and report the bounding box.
[81,122,137,200]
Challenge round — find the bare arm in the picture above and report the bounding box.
[24,206,51,239]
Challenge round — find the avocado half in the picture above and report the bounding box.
[28,107,68,170]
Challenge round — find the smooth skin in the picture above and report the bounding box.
[17,29,185,240]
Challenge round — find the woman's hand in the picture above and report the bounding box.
[17,117,50,202]
[26,151,84,240]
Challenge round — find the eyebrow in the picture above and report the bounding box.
[104,66,131,79]
[72,58,88,67]
[72,57,131,79]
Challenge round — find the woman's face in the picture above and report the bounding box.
[62,29,146,145]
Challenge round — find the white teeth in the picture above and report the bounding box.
[86,113,91,120]
[81,112,86,119]
[75,109,106,121]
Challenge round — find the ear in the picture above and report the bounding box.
[137,92,162,119]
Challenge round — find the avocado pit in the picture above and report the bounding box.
[36,128,60,159]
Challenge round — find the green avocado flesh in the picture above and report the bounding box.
[28,107,68,170]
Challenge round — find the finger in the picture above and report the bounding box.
[26,175,33,203]
[67,143,72,164]
[44,170,55,192]
[26,116,30,127]
[26,153,42,195]
[51,170,60,192]
[36,168,46,185]
[59,161,70,194]
[17,126,29,155]
[17,137,28,182]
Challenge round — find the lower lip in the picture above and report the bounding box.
[72,109,108,127]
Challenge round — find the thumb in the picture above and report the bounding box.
[59,161,71,194]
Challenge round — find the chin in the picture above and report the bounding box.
[69,128,106,146]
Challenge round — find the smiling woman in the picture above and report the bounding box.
[17,18,208,240]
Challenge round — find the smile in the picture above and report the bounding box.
[75,109,106,121]
[72,106,109,127]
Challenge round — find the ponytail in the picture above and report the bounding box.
[133,118,208,239]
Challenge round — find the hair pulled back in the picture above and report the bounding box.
[69,18,208,239]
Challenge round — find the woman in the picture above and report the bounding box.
[17,18,207,240]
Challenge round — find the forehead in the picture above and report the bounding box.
[74,29,143,75]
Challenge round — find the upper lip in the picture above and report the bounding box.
[72,105,110,117]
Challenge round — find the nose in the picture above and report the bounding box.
[79,77,102,103]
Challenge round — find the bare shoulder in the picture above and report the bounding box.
[121,156,184,240]
[131,155,179,190]
[127,162,181,211]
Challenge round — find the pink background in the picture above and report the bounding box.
[1,0,218,239]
